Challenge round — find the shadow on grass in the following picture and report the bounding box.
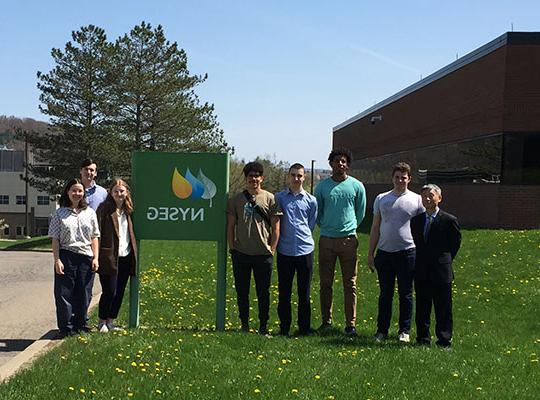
[0,237,51,251]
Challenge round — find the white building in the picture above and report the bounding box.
[0,146,56,238]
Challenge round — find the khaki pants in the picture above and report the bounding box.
[318,236,358,327]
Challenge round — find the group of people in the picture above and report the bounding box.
[228,149,461,347]
[48,159,136,337]
[48,150,461,347]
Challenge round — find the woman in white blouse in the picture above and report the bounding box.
[48,178,100,337]
[96,179,137,332]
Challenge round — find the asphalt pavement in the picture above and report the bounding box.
[0,251,101,380]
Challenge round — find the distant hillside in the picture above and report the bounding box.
[0,115,49,150]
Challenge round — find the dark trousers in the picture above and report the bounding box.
[98,255,132,320]
[231,250,273,326]
[415,277,453,345]
[277,252,313,334]
[54,249,94,333]
[375,248,415,335]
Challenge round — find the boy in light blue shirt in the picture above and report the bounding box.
[275,163,317,336]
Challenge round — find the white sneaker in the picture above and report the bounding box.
[107,322,122,331]
[398,332,410,343]
[98,323,109,333]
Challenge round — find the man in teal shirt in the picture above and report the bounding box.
[315,149,366,335]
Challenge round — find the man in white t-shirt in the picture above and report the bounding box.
[367,162,424,343]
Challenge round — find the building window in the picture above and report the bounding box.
[503,132,540,184]
[0,150,24,172]
[16,195,26,205]
[3,227,9,235]
[0,195,8,204]
[351,134,504,185]
[16,226,27,236]
[37,195,50,205]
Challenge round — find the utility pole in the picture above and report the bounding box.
[310,160,315,194]
[24,131,30,238]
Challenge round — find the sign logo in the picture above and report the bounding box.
[172,167,217,207]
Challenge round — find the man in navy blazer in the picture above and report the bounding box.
[410,184,461,347]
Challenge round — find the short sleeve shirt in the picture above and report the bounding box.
[227,190,282,255]
[48,207,100,257]
[373,190,424,252]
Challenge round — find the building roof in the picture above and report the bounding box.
[333,32,540,133]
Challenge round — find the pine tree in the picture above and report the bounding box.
[112,22,231,156]
[28,25,119,192]
[27,23,231,193]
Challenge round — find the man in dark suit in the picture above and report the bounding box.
[410,184,461,347]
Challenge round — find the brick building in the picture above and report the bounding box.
[333,32,540,229]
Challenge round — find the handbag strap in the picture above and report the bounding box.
[242,190,271,226]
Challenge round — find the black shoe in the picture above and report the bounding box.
[344,326,357,336]
[297,328,314,336]
[258,324,268,335]
[57,329,76,338]
[75,326,92,334]
[318,322,332,331]
[436,340,451,348]
[241,321,249,332]
[278,327,290,336]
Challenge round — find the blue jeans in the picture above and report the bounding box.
[54,249,94,333]
[375,248,415,335]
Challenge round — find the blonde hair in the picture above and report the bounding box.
[107,179,134,214]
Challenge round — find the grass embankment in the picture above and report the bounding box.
[0,236,51,251]
[0,229,538,399]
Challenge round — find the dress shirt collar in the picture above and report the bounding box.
[426,207,440,218]
[287,187,306,197]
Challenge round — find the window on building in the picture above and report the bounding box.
[37,195,50,205]
[0,195,8,204]
[3,227,9,235]
[16,195,26,205]
[503,132,540,184]
[0,150,24,172]
[16,226,27,236]
[351,134,504,184]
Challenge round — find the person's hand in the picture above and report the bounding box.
[367,255,376,273]
[92,258,99,272]
[54,259,64,275]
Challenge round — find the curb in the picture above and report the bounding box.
[0,293,101,383]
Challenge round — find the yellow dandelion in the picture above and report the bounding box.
[315,375,321,380]
[292,388,299,394]
[79,388,86,394]
[68,387,75,391]
[254,388,261,394]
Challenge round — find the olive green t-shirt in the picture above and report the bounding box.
[227,190,283,256]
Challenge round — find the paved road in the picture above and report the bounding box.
[0,251,100,368]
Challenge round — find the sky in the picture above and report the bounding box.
[1,0,539,169]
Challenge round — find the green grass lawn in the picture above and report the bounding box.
[0,229,539,399]
[0,236,51,251]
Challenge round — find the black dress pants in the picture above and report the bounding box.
[415,275,453,346]
[231,250,273,326]
[98,255,132,320]
[277,252,313,334]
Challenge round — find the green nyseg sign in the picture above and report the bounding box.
[132,152,229,241]
[130,151,230,330]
